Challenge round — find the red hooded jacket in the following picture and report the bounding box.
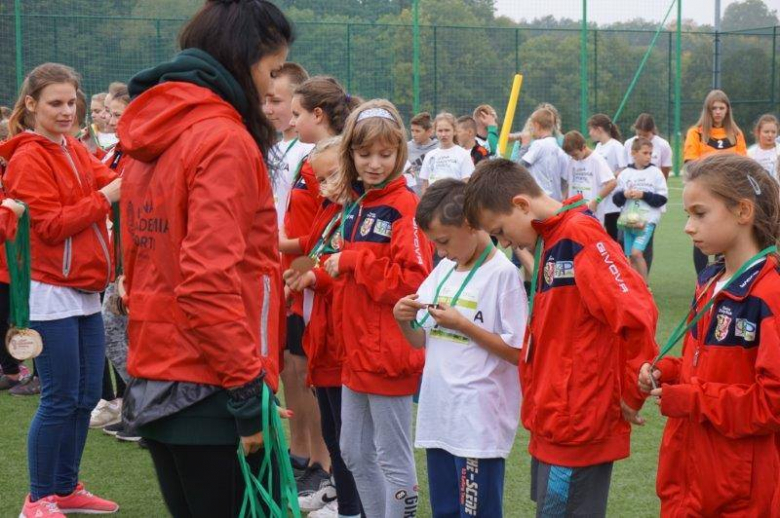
[522,197,658,467]
[0,133,116,291]
[283,157,319,317]
[333,176,431,396]
[655,258,780,517]
[299,200,343,387]
[117,82,284,391]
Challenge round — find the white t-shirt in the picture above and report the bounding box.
[414,251,525,459]
[523,136,567,201]
[97,132,118,149]
[30,281,102,321]
[419,146,475,185]
[748,144,779,179]
[624,135,673,170]
[595,139,627,215]
[566,152,615,222]
[615,165,668,226]
[267,138,314,228]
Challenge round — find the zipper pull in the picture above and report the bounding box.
[693,347,700,367]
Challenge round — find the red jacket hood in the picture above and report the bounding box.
[0,132,74,162]
[117,82,243,163]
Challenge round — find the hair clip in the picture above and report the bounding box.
[345,94,352,103]
[747,174,762,196]
[357,108,395,123]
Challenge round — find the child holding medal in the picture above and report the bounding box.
[463,158,658,517]
[639,154,780,517]
[283,76,361,490]
[283,136,364,517]
[321,99,432,518]
[393,178,525,517]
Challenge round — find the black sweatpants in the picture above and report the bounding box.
[0,282,18,375]
[146,440,278,518]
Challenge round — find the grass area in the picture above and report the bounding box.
[0,177,695,517]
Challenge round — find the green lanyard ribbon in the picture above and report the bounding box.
[412,243,495,329]
[308,211,342,261]
[527,199,588,321]
[238,383,301,518]
[653,245,776,367]
[6,205,31,329]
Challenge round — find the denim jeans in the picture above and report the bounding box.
[28,313,105,500]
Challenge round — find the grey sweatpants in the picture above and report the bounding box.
[102,282,129,382]
[340,386,418,518]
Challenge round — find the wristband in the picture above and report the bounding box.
[595,196,603,204]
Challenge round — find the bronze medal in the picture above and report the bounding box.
[6,327,43,361]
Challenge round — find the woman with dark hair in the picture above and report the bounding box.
[116,1,294,516]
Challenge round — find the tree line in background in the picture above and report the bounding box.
[0,0,777,141]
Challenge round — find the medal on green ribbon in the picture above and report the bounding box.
[5,205,43,361]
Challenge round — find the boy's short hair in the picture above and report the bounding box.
[464,158,542,227]
[631,136,653,152]
[530,108,555,131]
[416,178,467,230]
[410,111,432,130]
[562,131,587,154]
[456,116,477,133]
[108,82,127,97]
[276,62,309,88]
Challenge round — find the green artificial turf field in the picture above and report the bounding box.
[0,176,695,517]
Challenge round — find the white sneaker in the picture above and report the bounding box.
[308,500,338,518]
[89,399,121,428]
[298,482,337,512]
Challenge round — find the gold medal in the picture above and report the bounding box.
[107,276,128,316]
[6,327,43,361]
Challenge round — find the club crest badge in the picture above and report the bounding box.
[714,313,732,342]
[544,258,555,286]
[360,215,375,237]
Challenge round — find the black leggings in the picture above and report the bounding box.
[316,386,363,516]
[147,440,279,518]
[101,358,126,401]
[0,282,17,375]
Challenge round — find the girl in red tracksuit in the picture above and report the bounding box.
[321,100,432,518]
[282,76,361,483]
[640,154,780,517]
[283,136,363,516]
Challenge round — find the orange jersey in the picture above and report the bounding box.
[683,126,747,162]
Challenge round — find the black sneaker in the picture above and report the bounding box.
[290,454,309,481]
[102,422,123,436]
[116,428,142,442]
[297,463,331,497]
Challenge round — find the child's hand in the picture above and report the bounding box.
[277,406,294,420]
[428,302,468,332]
[1,199,25,217]
[620,400,646,426]
[638,362,661,393]
[650,386,662,403]
[393,294,427,323]
[323,253,341,278]
[289,271,315,292]
[587,200,599,213]
[475,110,497,128]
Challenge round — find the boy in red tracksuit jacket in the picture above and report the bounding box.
[463,158,658,517]
[639,154,780,517]
[320,100,432,518]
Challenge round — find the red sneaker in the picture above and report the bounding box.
[55,483,118,514]
[19,494,65,518]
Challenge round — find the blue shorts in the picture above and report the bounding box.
[426,448,505,517]
[623,223,656,255]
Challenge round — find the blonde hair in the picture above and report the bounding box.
[325,99,408,205]
[434,112,457,133]
[530,108,555,132]
[9,63,81,137]
[309,135,342,162]
[523,103,562,137]
[696,90,742,145]
[753,114,779,141]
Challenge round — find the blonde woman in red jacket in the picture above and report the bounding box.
[1,63,121,518]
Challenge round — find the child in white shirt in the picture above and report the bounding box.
[562,130,617,224]
[747,114,779,179]
[419,112,474,194]
[394,178,525,518]
[517,108,568,201]
[612,137,668,283]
